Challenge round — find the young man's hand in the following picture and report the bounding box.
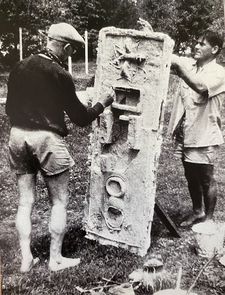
[100,87,115,108]
[137,18,153,33]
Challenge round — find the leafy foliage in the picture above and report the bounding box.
[176,0,216,43]
[0,0,139,66]
[0,0,224,67]
[140,0,224,50]
[137,0,179,38]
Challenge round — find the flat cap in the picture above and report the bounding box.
[47,23,85,45]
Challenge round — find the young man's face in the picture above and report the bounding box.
[194,37,218,63]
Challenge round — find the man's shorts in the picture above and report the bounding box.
[173,142,219,164]
[8,127,75,176]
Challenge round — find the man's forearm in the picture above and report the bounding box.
[172,55,208,94]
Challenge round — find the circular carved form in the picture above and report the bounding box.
[105,175,126,198]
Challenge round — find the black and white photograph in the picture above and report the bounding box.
[1,1,225,294]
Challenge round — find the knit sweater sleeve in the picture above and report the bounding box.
[61,72,104,127]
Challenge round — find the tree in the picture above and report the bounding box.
[176,0,215,43]
[60,0,139,58]
[0,0,224,67]
[138,0,223,51]
[208,0,224,35]
[0,0,65,65]
[136,0,179,38]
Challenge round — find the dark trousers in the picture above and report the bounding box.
[183,161,217,219]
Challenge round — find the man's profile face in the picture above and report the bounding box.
[193,37,217,62]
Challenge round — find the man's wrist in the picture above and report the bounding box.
[99,102,106,108]
[97,102,105,112]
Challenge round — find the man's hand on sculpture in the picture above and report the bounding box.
[137,18,153,32]
[100,87,115,108]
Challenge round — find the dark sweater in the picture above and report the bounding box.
[6,52,103,136]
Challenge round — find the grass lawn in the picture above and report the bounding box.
[1,62,225,294]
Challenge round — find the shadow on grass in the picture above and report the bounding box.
[31,225,141,267]
[31,226,86,262]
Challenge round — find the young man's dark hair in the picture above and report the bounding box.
[199,30,224,55]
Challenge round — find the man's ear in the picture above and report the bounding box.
[63,43,71,54]
[212,45,219,55]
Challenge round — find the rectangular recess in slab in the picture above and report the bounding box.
[114,87,140,106]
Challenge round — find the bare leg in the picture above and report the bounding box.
[181,162,205,227]
[44,170,80,271]
[200,164,216,220]
[16,174,38,272]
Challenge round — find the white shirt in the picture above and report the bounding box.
[168,58,225,147]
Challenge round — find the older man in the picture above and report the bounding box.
[170,30,225,226]
[6,23,114,272]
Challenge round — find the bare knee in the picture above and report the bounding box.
[44,170,70,202]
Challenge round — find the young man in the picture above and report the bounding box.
[170,30,225,226]
[6,23,114,272]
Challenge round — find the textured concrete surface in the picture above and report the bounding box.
[85,27,174,256]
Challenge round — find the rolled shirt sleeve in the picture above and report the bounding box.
[169,59,225,148]
[201,61,225,98]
